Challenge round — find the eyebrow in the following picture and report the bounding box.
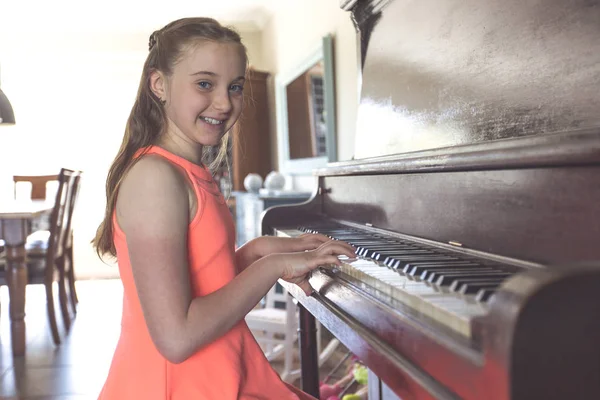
[190,70,245,81]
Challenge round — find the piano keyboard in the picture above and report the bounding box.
[276,223,520,339]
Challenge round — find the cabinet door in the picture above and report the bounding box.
[234,194,265,247]
[231,69,273,191]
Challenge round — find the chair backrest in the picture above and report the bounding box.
[62,172,81,251]
[264,282,298,336]
[45,169,82,267]
[264,282,291,309]
[13,174,59,200]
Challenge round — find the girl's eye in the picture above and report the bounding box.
[197,81,212,89]
[230,84,244,93]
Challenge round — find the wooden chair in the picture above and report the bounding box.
[33,169,81,335]
[0,168,82,345]
[14,171,81,315]
[245,283,341,383]
[62,172,81,314]
[245,284,298,382]
[13,174,59,201]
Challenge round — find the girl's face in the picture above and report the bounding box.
[161,41,246,150]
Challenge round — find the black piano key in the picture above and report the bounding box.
[332,236,372,241]
[458,282,502,295]
[358,246,418,258]
[371,249,433,261]
[358,248,379,257]
[476,289,496,302]
[422,268,497,282]
[386,255,459,269]
[356,242,416,248]
[301,229,358,236]
[322,231,369,236]
[352,244,401,251]
[406,262,482,276]
[334,236,382,241]
[367,245,426,251]
[344,238,380,242]
[434,272,512,286]
[307,227,351,232]
[338,236,411,243]
[395,259,475,271]
[449,277,506,293]
[429,270,506,284]
[431,271,511,285]
[356,247,378,257]
[354,247,365,256]
[356,245,416,253]
[357,247,399,257]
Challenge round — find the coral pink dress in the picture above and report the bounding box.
[98,145,315,400]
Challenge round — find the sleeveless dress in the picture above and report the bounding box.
[98,145,315,400]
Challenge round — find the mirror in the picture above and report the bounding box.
[276,34,336,174]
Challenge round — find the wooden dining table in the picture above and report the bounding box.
[0,199,54,356]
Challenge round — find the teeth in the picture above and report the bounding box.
[201,117,223,125]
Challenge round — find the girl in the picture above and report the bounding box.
[92,17,355,399]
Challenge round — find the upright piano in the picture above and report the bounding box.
[262,0,600,399]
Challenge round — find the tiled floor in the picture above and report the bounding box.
[0,280,122,399]
[0,279,346,399]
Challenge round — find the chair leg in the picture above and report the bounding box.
[265,332,274,355]
[57,259,72,332]
[66,246,78,312]
[281,325,296,383]
[318,338,341,367]
[316,320,322,356]
[44,280,61,345]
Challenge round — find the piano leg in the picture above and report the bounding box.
[298,304,320,398]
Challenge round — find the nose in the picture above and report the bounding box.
[212,89,232,114]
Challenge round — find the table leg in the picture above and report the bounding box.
[4,221,28,357]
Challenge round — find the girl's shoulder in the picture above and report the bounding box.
[116,153,198,229]
[126,153,188,191]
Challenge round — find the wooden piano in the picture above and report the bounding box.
[262,0,600,399]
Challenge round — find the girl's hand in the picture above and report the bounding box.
[253,233,332,257]
[266,240,356,295]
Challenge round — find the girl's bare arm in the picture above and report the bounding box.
[117,156,353,364]
[235,234,332,272]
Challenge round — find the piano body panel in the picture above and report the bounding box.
[478,266,600,400]
[345,0,600,160]
[319,163,600,265]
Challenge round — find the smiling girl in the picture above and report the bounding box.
[92,17,355,400]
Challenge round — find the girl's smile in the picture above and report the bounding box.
[153,40,247,156]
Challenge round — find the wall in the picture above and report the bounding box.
[256,1,359,191]
[0,28,263,279]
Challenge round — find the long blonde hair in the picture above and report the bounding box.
[93,17,247,258]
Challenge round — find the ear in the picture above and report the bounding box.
[149,70,167,101]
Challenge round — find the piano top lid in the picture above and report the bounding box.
[344,0,600,160]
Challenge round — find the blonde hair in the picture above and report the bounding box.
[93,17,247,258]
